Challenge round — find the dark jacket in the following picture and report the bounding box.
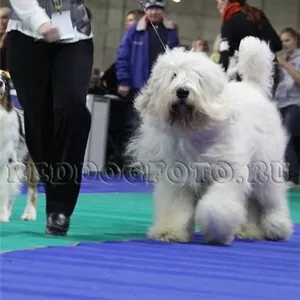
[0,38,8,71]
[220,11,282,71]
[115,16,180,91]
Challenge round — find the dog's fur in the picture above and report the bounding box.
[127,37,293,245]
[0,70,38,222]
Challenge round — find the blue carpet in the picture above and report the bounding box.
[1,225,299,300]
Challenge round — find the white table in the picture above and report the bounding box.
[84,94,120,173]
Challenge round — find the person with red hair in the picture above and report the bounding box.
[219,0,282,94]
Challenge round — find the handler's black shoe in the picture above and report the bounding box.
[45,213,70,236]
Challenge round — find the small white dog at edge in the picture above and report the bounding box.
[127,36,293,245]
[0,70,38,223]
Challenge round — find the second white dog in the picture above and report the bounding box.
[127,36,293,245]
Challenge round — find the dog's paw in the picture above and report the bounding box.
[0,214,10,223]
[235,227,264,240]
[147,225,192,243]
[261,212,293,241]
[203,232,235,245]
[21,207,37,221]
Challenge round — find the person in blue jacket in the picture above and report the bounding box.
[116,0,180,99]
[115,0,180,166]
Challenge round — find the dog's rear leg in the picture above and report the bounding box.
[148,178,196,243]
[253,180,293,241]
[21,160,38,221]
[0,185,10,222]
[195,182,247,245]
[235,197,265,240]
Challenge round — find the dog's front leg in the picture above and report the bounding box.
[21,160,38,221]
[195,182,247,245]
[148,178,196,243]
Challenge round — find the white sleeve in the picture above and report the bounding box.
[9,0,51,33]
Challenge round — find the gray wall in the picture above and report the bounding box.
[2,0,300,70]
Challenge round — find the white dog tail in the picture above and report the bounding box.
[237,36,274,97]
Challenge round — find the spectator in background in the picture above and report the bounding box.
[99,9,145,172]
[101,9,145,94]
[169,20,178,33]
[115,0,179,158]
[88,67,103,94]
[116,0,180,99]
[212,0,228,63]
[210,35,221,63]
[0,7,11,71]
[211,2,239,81]
[125,9,145,30]
[211,2,239,80]
[219,0,282,95]
[275,27,300,188]
[216,0,227,14]
[191,39,209,53]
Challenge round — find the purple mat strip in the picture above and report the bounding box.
[1,225,300,300]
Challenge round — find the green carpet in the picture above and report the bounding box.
[0,191,299,253]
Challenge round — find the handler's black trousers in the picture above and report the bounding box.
[280,105,300,185]
[7,31,93,216]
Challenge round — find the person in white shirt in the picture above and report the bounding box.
[6,0,93,236]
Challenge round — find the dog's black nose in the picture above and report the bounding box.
[0,80,3,88]
[176,88,189,99]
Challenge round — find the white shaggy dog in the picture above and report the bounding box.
[0,70,38,223]
[127,37,293,245]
